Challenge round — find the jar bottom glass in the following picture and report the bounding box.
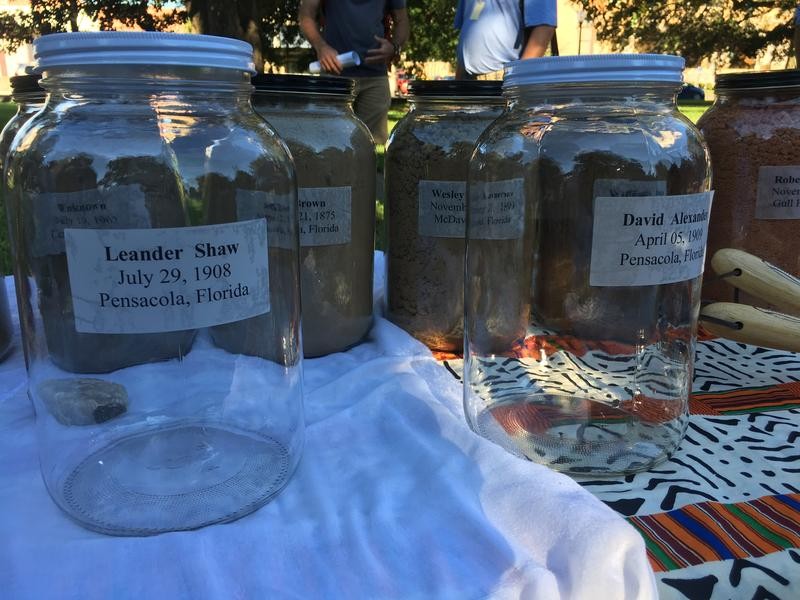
[51,422,293,536]
[466,327,690,474]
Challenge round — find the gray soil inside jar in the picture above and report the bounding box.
[19,152,195,374]
[255,108,376,358]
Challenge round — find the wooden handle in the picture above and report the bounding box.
[700,302,800,353]
[711,248,800,316]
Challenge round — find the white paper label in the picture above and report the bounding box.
[31,185,150,257]
[468,178,525,240]
[418,180,467,238]
[236,189,294,249]
[590,192,714,287]
[65,219,270,334]
[756,166,800,220]
[298,187,351,246]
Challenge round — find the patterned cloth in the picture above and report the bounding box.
[442,337,800,599]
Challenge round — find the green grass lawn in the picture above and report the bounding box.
[0,102,17,275]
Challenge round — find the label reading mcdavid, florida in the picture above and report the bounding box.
[236,189,294,249]
[31,185,151,257]
[418,180,466,238]
[298,186,351,246]
[590,192,714,287]
[468,178,525,240]
[756,166,800,220]
[65,219,270,334]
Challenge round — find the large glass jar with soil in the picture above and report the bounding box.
[464,55,712,474]
[385,80,504,353]
[252,74,375,357]
[698,71,800,307]
[0,73,46,361]
[7,32,304,535]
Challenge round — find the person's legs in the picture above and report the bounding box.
[352,76,391,145]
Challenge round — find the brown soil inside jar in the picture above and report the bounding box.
[386,111,501,353]
[698,101,800,307]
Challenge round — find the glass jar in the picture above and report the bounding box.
[385,81,504,352]
[252,74,375,357]
[0,74,46,361]
[7,32,304,535]
[464,55,712,474]
[698,71,800,306]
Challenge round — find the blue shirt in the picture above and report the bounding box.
[455,0,557,75]
[322,0,406,76]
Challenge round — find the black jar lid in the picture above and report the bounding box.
[10,74,42,94]
[715,69,800,91]
[408,79,503,97]
[251,73,354,95]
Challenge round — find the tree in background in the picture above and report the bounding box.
[574,1,795,67]
[0,1,186,51]
[403,0,457,76]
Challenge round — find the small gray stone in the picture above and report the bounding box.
[38,378,128,426]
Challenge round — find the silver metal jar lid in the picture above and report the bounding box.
[34,31,255,74]
[504,54,684,88]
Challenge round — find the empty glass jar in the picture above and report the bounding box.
[7,32,304,535]
[385,80,504,352]
[252,74,375,357]
[464,55,712,474]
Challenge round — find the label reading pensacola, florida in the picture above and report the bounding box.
[756,166,800,220]
[298,186,351,246]
[590,192,714,287]
[65,219,270,334]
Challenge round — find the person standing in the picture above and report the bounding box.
[299,0,410,144]
[454,0,557,79]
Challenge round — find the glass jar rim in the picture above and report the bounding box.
[408,79,503,98]
[715,69,800,92]
[33,32,255,75]
[504,54,684,88]
[252,73,353,96]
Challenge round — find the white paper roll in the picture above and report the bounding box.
[309,51,361,74]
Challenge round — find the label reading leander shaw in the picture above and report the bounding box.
[756,166,800,220]
[468,178,525,240]
[298,187,351,246]
[590,192,714,287]
[31,185,151,257]
[418,180,466,238]
[65,219,270,334]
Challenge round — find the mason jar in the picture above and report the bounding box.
[698,70,800,306]
[252,74,375,357]
[0,73,46,361]
[385,80,504,352]
[7,32,304,535]
[464,55,712,474]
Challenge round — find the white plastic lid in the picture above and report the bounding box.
[504,54,684,88]
[34,32,256,74]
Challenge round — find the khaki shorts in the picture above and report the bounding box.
[352,76,391,145]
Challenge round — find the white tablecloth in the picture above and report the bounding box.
[0,259,656,599]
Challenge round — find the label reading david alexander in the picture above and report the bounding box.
[590,192,714,287]
[756,166,800,220]
[418,180,466,238]
[65,220,270,334]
